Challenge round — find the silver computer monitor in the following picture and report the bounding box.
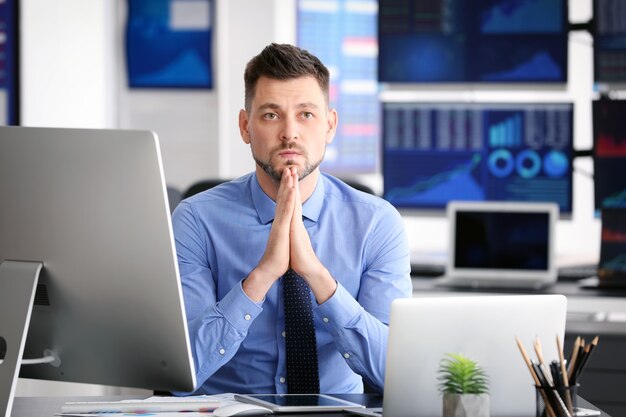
[0,126,196,416]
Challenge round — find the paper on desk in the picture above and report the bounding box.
[58,413,213,417]
[60,393,235,415]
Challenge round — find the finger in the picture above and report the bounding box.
[291,170,302,222]
[275,168,295,225]
[258,168,293,278]
[290,170,308,269]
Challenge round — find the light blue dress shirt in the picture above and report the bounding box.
[172,172,412,395]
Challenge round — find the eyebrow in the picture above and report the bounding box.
[257,102,321,111]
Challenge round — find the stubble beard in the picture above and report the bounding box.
[252,143,324,183]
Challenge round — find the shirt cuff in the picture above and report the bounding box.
[215,279,263,331]
[313,282,362,329]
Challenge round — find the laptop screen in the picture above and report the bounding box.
[455,210,551,270]
[444,202,558,288]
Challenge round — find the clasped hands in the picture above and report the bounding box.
[243,167,337,303]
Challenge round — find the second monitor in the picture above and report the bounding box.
[382,102,574,215]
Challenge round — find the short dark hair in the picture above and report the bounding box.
[243,43,330,111]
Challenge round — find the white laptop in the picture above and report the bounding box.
[373,295,567,417]
[437,201,559,289]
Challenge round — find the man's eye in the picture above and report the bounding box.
[302,112,314,119]
[264,113,278,120]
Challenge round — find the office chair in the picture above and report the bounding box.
[166,186,182,213]
[339,178,376,195]
[182,178,230,200]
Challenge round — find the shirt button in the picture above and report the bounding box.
[279,377,286,384]
[322,317,329,323]
[344,352,351,359]
[281,331,286,338]
[244,314,251,321]
[219,348,226,355]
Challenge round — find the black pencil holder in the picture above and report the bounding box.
[535,384,578,417]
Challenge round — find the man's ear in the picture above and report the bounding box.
[325,109,338,145]
[239,109,251,144]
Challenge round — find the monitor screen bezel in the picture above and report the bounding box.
[446,201,559,283]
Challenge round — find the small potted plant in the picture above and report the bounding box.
[438,353,490,417]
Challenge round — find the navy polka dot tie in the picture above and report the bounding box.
[282,269,320,394]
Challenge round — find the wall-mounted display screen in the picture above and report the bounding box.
[593,0,626,83]
[382,102,573,214]
[593,100,626,209]
[378,0,569,83]
[126,0,213,89]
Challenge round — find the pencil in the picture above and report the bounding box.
[515,336,557,417]
[574,335,600,383]
[516,336,541,385]
[567,336,581,381]
[534,337,554,387]
[556,336,569,386]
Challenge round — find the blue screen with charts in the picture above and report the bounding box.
[382,102,573,214]
[378,0,568,83]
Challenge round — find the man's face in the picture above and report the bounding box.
[239,76,337,183]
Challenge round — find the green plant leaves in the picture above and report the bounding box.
[437,353,489,394]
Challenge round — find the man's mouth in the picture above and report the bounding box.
[278,150,301,158]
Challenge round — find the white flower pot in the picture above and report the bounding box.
[443,393,490,417]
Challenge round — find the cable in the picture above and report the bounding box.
[21,349,61,366]
[21,356,56,365]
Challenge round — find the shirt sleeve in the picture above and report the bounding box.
[313,203,412,393]
[171,201,263,393]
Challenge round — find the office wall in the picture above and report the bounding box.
[20,0,116,128]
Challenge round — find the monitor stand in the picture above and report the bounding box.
[0,261,42,417]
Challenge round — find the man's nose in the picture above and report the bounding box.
[280,118,299,141]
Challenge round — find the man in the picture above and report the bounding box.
[172,43,411,395]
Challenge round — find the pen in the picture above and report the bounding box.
[532,362,571,417]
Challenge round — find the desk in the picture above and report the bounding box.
[10,393,610,417]
[411,277,626,416]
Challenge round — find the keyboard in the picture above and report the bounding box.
[557,263,597,282]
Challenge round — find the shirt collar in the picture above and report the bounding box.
[251,173,324,225]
